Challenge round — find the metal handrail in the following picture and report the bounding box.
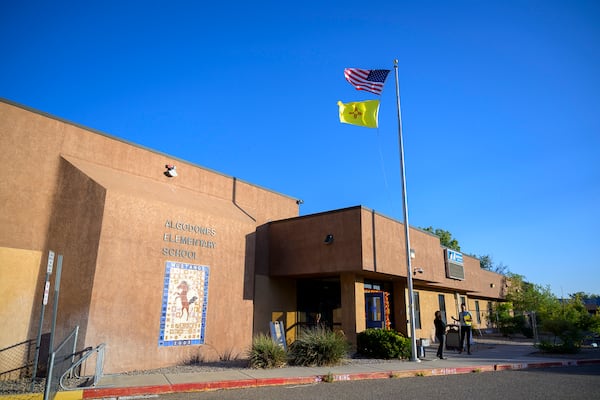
[59,343,106,390]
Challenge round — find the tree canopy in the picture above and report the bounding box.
[504,273,559,318]
[421,226,460,251]
[568,292,600,300]
[498,273,600,351]
[420,226,511,274]
[478,254,509,275]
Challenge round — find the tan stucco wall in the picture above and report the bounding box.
[268,208,364,276]
[252,275,297,344]
[0,99,299,373]
[409,290,499,343]
[0,247,42,349]
[266,206,506,343]
[340,273,365,347]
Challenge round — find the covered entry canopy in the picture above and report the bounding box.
[259,206,507,345]
[265,206,505,299]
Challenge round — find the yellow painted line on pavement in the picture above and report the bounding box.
[0,390,83,400]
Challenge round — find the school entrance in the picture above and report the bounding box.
[296,278,342,331]
[364,281,394,330]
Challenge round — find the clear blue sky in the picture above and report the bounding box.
[2,1,598,297]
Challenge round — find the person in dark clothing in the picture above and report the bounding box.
[434,310,447,359]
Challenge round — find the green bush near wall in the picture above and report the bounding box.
[356,328,411,359]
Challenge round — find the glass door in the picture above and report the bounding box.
[365,292,384,329]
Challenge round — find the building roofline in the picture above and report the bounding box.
[1,97,300,203]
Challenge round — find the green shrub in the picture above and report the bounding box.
[247,333,287,368]
[537,317,584,353]
[535,340,579,354]
[356,328,411,359]
[288,326,349,367]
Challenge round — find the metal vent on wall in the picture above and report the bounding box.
[444,249,465,280]
[446,261,465,280]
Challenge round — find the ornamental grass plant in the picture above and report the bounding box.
[288,326,349,367]
[247,333,287,369]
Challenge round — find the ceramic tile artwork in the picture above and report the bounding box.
[159,261,210,346]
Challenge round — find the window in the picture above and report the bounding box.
[413,292,421,329]
[438,294,447,323]
[475,301,481,324]
[364,281,382,290]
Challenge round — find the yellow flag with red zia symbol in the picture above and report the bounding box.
[337,100,380,128]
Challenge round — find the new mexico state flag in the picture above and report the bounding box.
[337,100,380,128]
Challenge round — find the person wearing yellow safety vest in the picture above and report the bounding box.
[452,303,473,354]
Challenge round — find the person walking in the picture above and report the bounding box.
[452,303,473,354]
[434,311,447,359]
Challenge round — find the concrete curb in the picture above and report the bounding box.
[4,359,599,400]
[79,358,600,399]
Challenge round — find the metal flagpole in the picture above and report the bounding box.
[393,59,419,362]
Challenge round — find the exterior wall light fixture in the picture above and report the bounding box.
[164,164,177,177]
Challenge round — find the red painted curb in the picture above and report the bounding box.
[81,359,600,399]
[575,359,600,366]
[83,384,170,398]
[526,361,564,368]
[494,363,526,371]
[173,378,257,392]
[341,371,393,380]
[254,376,319,386]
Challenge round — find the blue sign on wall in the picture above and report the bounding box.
[446,249,464,265]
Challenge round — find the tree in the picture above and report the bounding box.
[504,273,559,318]
[540,293,600,352]
[478,254,509,275]
[422,226,460,251]
[503,274,600,352]
[568,292,600,300]
[496,273,560,338]
[479,254,493,270]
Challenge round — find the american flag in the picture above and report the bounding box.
[344,68,391,95]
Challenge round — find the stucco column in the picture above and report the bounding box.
[340,273,364,348]
[393,280,408,336]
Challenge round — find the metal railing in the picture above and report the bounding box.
[43,327,78,400]
[59,343,106,391]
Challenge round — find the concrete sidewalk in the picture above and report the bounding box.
[6,337,600,400]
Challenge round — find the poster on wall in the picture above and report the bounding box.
[158,261,210,346]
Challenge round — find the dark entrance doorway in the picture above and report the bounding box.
[297,278,341,331]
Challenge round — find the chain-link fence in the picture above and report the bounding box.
[0,339,35,381]
[0,337,47,397]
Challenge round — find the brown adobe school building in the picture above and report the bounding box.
[0,98,507,374]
